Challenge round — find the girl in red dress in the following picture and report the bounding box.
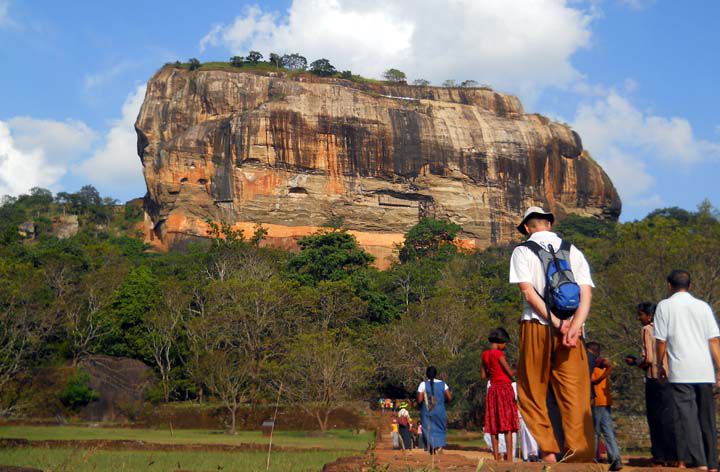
[482,327,519,461]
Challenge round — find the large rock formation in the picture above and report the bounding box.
[136,66,620,264]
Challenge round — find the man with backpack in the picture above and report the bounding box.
[509,207,595,463]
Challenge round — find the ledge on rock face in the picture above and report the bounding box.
[136,66,621,264]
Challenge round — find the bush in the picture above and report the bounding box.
[58,369,99,410]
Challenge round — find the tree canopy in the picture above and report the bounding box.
[1,186,719,427]
[309,58,337,77]
[382,68,407,83]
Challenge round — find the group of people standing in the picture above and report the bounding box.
[630,270,720,469]
[409,206,720,470]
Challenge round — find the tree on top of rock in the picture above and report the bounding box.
[78,185,102,207]
[413,78,431,86]
[383,68,407,83]
[282,53,307,71]
[460,79,479,88]
[269,53,283,68]
[309,58,337,77]
[230,56,244,67]
[188,58,201,71]
[246,51,263,64]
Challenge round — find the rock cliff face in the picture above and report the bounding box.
[136,66,620,264]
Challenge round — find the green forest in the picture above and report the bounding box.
[2,186,719,430]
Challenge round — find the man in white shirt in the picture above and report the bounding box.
[509,207,595,463]
[655,269,720,470]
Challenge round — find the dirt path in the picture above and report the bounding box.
[323,427,687,472]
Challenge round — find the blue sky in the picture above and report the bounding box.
[0,0,718,221]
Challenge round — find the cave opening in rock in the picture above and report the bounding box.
[288,187,309,195]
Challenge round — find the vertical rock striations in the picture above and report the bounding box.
[136,66,620,264]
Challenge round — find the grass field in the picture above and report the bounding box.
[0,426,373,451]
[446,430,486,448]
[0,447,348,471]
[0,426,372,471]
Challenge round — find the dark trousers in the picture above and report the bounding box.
[672,383,718,469]
[645,379,677,462]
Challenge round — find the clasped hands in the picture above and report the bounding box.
[554,317,581,348]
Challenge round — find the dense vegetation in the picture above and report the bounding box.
[171,51,489,89]
[2,187,719,429]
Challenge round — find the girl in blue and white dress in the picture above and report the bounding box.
[416,366,452,453]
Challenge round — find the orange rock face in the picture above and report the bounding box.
[136,66,620,266]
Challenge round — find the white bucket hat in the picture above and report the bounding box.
[517,206,554,235]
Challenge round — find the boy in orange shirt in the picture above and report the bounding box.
[587,342,623,471]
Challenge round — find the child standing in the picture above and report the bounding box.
[482,327,519,461]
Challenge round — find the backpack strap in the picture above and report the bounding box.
[519,240,544,255]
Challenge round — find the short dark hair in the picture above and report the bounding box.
[426,366,437,380]
[488,327,510,344]
[525,215,553,228]
[637,301,656,317]
[667,269,691,290]
[586,341,601,352]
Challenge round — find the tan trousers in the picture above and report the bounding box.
[517,321,595,462]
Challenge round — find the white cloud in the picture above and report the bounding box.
[0,121,68,196]
[75,84,147,193]
[575,90,720,164]
[0,117,97,197]
[0,0,13,28]
[623,78,638,93]
[618,0,654,10]
[0,85,148,199]
[572,89,720,208]
[6,117,96,162]
[84,61,135,91]
[199,0,593,97]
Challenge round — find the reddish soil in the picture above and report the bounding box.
[322,429,688,472]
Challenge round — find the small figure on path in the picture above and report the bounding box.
[481,327,519,462]
[417,365,452,454]
[397,401,413,450]
[626,301,676,466]
[655,270,720,470]
[586,342,623,471]
[509,206,595,462]
[416,420,426,450]
[391,417,400,449]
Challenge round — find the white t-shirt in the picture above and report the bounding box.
[417,379,449,393]
[654,291,720,383]
[509,231,594,325]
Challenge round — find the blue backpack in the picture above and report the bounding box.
[521,240,580,320]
